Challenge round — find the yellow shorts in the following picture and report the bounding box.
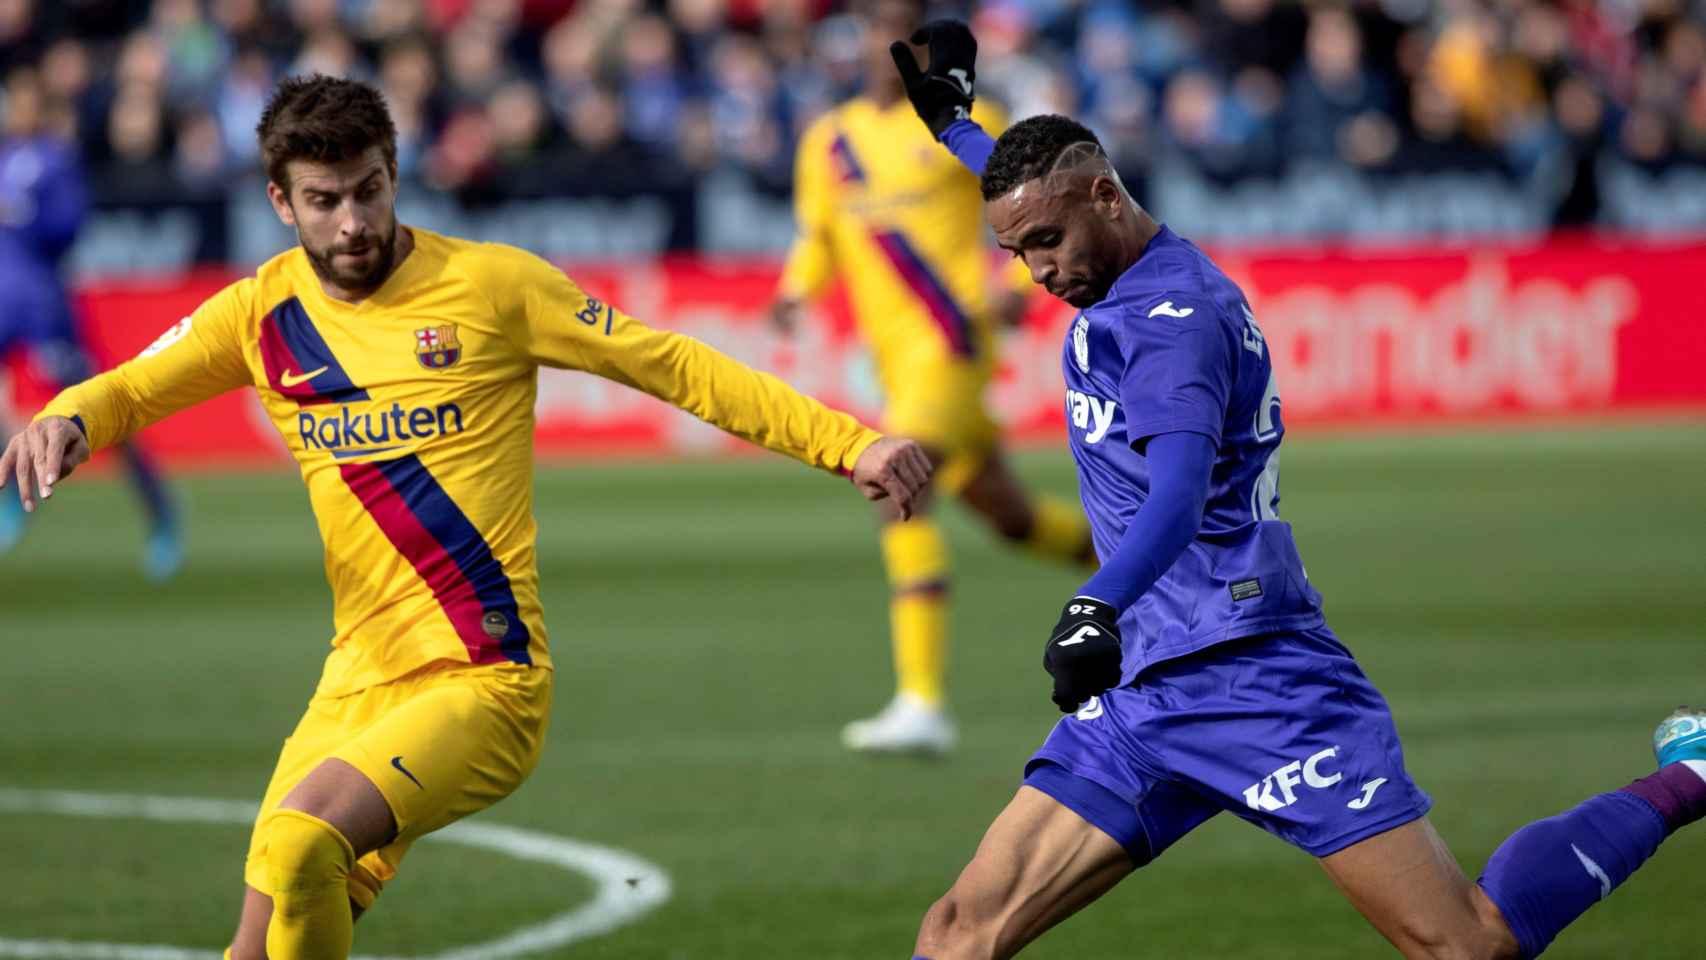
[881,357,1000,494]
[243,661,552,909]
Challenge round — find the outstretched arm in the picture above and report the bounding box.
[890,20,997,176]
[1,280,254,511]
[590,324,933,514]
[506,252,934,515]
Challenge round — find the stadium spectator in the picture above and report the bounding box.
[1285,7,1396,168]
[0,0,1701,236]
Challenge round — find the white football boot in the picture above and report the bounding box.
[841,693,958,756]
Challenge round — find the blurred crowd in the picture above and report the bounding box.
[2,0,1704,223]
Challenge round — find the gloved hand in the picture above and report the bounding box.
[1043,596,1124,712]
[888,19,977,139]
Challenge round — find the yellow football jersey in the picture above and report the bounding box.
[41,229,881,697]
[779,97,1022,378]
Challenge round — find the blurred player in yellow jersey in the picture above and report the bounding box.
[0,76,931,959]
[771,0,1094,755]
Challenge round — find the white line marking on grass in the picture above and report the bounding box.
[0,788,671,960]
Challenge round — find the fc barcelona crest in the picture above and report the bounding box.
[414,324,461,370]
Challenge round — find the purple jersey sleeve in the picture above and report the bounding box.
[1077,430,1214,612]
[1113,300,1235,451]
[939,118,995,177]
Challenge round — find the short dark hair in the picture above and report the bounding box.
[981,114,1103,201]
[256,75,397,191]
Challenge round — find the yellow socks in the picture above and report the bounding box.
[264,809,356,959]
[1024,496,1096,567]
[880,520,950,706]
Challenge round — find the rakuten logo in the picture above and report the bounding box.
[1253,262,1635,414]
[299,402,465,455]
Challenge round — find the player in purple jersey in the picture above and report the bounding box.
[0,65,181,576]
[889,21,1706,959]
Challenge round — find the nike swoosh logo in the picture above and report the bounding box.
[1148,301,1194,319]
[1075,696,1104,721]
[1346,778,1388,810]
[391,755,424,790]
[280,366,329,387]
[1572,843,1612,899]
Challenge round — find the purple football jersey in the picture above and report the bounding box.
[1062,225,1323,680]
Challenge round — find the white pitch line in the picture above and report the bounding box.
[0,788,671,960]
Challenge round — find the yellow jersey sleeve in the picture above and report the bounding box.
[489,245,882,474]
[38,279,254,450]
[777,116,838,301]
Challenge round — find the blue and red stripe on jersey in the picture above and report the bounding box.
[871,230,976,357]
[340,454,532,665]
[830,132,866,184]
[259,297,369,406]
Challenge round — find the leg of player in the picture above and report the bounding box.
[1323,708,1706,959]
[0,355,30,551]
[115,440,183,581]
[230,758,397,960]
[912,786,1132,960]
[955,450,1094,567]
[229,883,370,959]
[35,337,183,580]
[1318,817,1521,959]
[846,452,958,754]
[0,402,25,553]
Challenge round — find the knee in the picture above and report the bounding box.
[263,809,354,901]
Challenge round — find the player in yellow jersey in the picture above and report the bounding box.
[771,0,1095,755]
[0,76,931,959]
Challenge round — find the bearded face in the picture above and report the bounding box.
[268,146,402,299]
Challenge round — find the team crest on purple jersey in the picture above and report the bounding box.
[415,324,461,370]
[1072,314,1091,372]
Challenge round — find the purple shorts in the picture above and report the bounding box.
[1025,626,1431,862]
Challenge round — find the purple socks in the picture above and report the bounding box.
[1477,765,1706,957]
[1621,761,1706,830]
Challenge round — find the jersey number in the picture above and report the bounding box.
[1251,364,1282,522]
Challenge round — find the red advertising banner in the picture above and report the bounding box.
[16,233,1706,466]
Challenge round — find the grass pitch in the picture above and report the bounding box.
[2,422,1703,958]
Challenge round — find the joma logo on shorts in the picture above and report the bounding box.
[1243,746,1342,812]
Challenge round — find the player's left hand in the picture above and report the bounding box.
[1044,596,1124,712]
[851,436,933,519]
[0,415,91,513]
[890,19,977,139]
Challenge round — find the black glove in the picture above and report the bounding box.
[889,19,977,139]
[1043,597,1124,713]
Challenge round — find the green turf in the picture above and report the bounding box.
[2,422,1703,957]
